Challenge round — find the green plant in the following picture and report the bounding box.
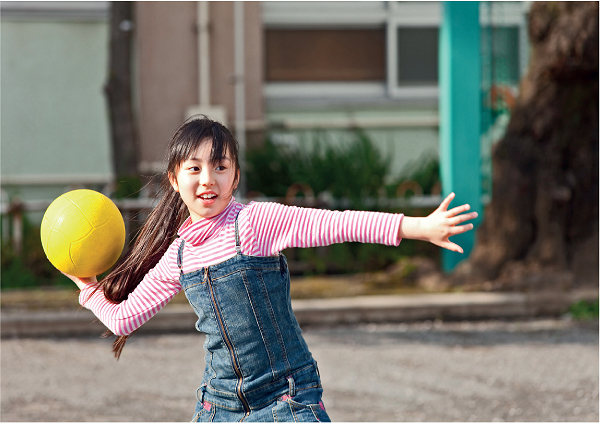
[247,130,390,209]
[568,299,599,320]
[387,153,440,197]
[114,175,142,200]
[246,137,296,198]
[1,215,72,289]
[247,131,442,275]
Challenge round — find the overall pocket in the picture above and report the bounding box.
[192,400,249,422]
[271,388,330,422]
[191,400,215,422]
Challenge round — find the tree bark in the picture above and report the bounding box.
[105,1,140,199]
[453,2,599,291]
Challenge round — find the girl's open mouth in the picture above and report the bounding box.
[199,193,218,203]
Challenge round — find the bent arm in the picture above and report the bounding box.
[69,245,182,336]
[78,276,181,336]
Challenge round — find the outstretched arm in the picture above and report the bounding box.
[245,202,403,254]
[398,192,478,253]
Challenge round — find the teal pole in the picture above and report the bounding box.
[439,1,483,272]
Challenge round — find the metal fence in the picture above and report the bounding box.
[1,184,442,255]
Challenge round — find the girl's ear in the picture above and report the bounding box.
[234,169,241,191]
[169,173,180,192]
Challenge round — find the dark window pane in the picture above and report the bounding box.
[490,26,520,84]
[397,27,439,86]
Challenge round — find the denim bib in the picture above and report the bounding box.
[178,215,330,422]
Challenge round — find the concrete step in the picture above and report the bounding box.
[2,289,597,338]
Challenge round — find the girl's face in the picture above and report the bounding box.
[170,141,238,222]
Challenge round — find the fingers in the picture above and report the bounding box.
[447,203,471,217]
[60,271,78,284]
[438,192,455,211]
[450,211,478,226]
[439,221,475,253]
[60,272,97,286]
[450,223,475,235]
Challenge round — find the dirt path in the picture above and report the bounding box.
[2,318,598,422]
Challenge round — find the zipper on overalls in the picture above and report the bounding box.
[205,266,251,420]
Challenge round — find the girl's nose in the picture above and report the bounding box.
[199,168,215,186]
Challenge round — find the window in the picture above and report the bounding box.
[484,26,521,85]
[265,29,385,82]
[396,27,438,86]
[262,1,528,103]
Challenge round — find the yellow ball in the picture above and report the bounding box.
[40,189,126,278]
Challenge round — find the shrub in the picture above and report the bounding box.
[246,130,441,275]
[247,130,390,209]
[1,215,72,289]
[569,299,599,320]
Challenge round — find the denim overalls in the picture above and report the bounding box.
[178,215,331,422]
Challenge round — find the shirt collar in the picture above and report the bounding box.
[177,197,238,246]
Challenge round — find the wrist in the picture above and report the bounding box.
[398,216,425,241]
[74,276,97,290]
[399,216,418,239]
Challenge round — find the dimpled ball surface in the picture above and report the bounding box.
[41,189,125,278]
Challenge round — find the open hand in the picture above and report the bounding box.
[399,192,478,253]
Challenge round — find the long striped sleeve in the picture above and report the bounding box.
[78,246,182,336]
[78,201,404,335]
[242,202,403,256]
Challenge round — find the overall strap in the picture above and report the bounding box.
[234,212,241,255]
[176,238,185,276]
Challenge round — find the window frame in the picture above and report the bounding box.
[386,1,441,99]
[262,1,389,104]
[0,1,109,21]
[262,1,530,104]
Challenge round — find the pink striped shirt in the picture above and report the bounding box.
[79,199,404,335]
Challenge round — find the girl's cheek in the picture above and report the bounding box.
[228,174,238,195]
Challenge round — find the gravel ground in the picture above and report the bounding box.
[1,318,598,422]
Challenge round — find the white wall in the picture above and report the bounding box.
[1,16,112,199]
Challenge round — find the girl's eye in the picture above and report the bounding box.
[189,166,200,172]
[216,165,227,171]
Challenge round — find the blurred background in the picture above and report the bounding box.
[2,0,549,290]
[1,1,598,422]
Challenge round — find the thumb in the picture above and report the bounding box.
[441,241,463,254]
[438,192,455,212]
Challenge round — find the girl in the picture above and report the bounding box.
[64,116,477,422]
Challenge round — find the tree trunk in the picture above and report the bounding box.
[453,2,599,291]
[105,1,140,199]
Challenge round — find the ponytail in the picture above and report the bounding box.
[85,116,239,359]
[86,177,188,359]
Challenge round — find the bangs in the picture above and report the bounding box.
[168,117,239,174]
[208,124,229,165]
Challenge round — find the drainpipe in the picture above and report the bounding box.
[198,1,210,106]
[186,2,227,124]
[234,1,246,196]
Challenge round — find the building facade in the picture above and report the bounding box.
[1,1,530,208]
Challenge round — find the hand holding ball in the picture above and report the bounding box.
[41,190,126,278]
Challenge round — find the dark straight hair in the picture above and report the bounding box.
[85,116,240,359]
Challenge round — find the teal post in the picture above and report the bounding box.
[439,1,482,272]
